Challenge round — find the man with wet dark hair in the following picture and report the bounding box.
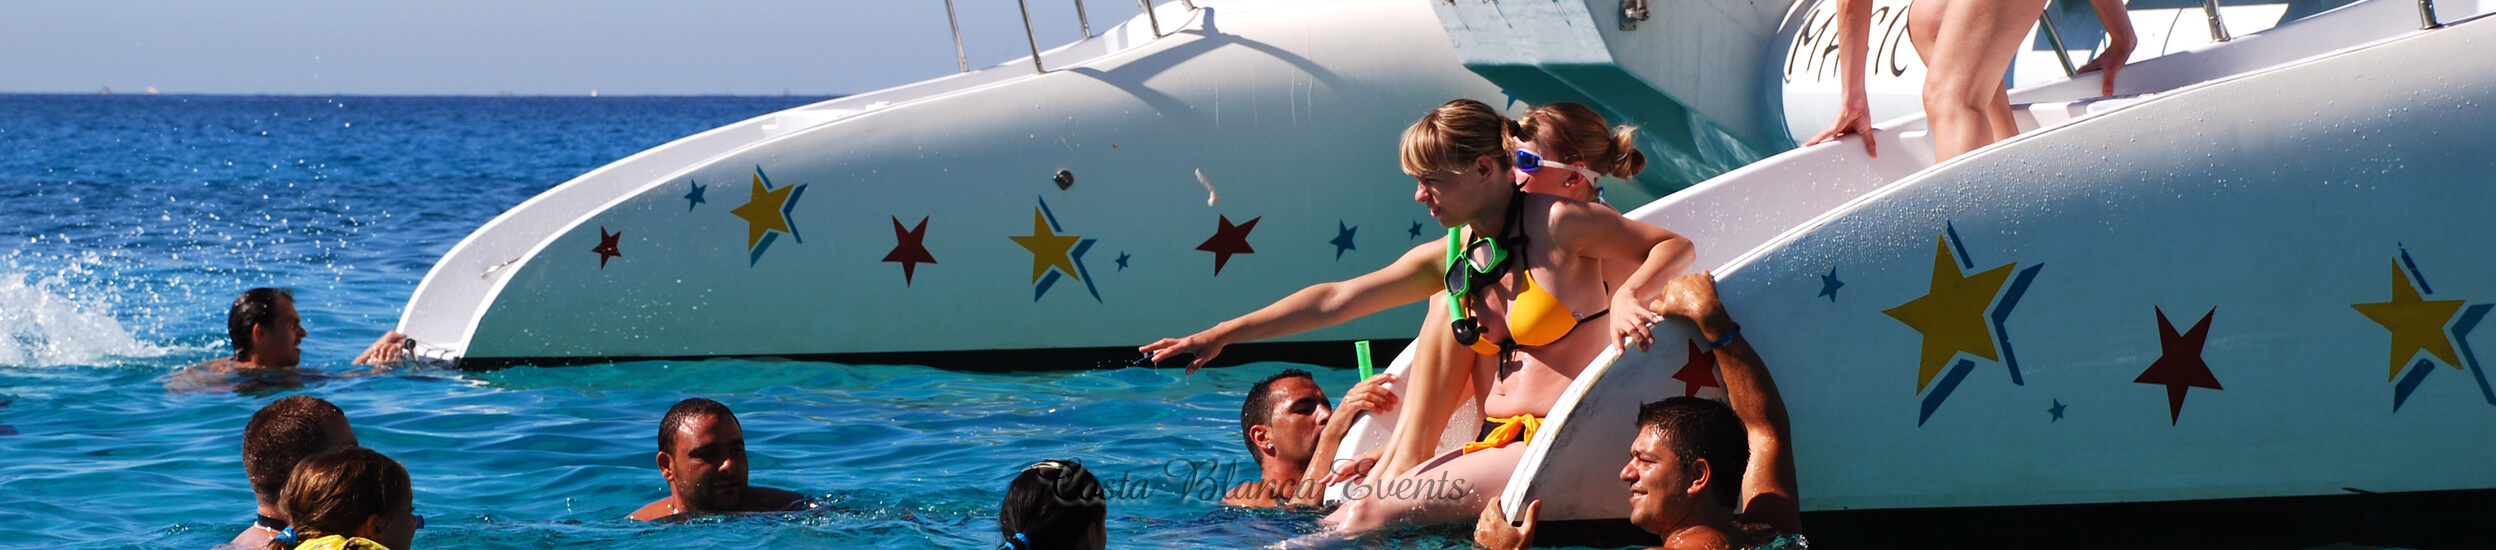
[1225,369,1397,507]
[1478,273,1801,550]
[227,395,359,549]
[174,288,418,391]
[630,397,807,521]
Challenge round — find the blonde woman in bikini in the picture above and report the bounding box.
[1141,99,1691,531]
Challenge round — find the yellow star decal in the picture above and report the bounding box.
[1010,208,1082,283]
[730,173,796,250]
[1883,237,2015,392]
[2351,260,2465,380]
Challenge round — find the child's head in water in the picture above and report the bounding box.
[269,447,417,550]
[999,460,1107,550]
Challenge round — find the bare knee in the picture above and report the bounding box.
[1921,76,1996,118]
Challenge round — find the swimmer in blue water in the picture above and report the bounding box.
[260,447,421,550]
[1223,369,1398,508]
[1475,273,1800,550]
[629,398,808,521]
[226,396,361,550]
[168,288,420,392]
[1000,460,1107,550]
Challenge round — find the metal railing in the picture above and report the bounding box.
[945,0,1191,75]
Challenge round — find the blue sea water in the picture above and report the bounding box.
[0,95,1467,549]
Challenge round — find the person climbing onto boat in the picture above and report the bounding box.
[228,396,361,550]
[1474,272,1801,550]
[1349,99,1654,498]
[1807,0,2135,162]
[1222,369,1398,508]
[628,398,809,521]
[1000,460,1108,550]
[169,288,427,392]
[1142,98,1694,533]
[259,447,421,550]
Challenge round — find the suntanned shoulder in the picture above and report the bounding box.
[743,486,810,512]
[627,497,681,521]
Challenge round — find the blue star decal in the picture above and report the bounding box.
[683,180,707,211]
[1818,267,1845,302]
[1329,221,1358,261]
[1500,90,1520,109]
[2047,399,2066,422]
[1408,220,1424,240]
[1115,251,1131,271]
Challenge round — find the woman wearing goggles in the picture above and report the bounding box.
[1141,99,1692,531]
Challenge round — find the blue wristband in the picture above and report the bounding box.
[1699,322,1741,352]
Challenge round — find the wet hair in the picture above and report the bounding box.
[1400,98,1515,176]
[1238,369,1315,465]
[999,459,1107,550]
[243,395,351,507]
[228,288,294,360]
[658,397,736,455]
[268,447,411,550]
[1519,102,1647,180]
[1636,397,1747,509]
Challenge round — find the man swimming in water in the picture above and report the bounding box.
[225,395,359,549]
[1474,273,1801,550]
[169,287,420,391]
[629,397,809,521]
[1223,369,1397,507]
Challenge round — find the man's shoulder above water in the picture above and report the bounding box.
[628,486,811,522]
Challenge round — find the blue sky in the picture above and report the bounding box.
[0,0,1146,95]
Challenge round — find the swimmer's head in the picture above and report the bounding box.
[1623,397,1747,533]
[1238,369,1331,470]
[229,288,304,367]
[657,397,750,514]
[1515,102,1646,199]
[277,447,416,550]
[244,395,358,514]
[1402,99,1519,227]
[1000,459,1107,550]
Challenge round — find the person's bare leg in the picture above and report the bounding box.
[1985,82,2021,141]
[1919,0,2051,161]
[1327,444,1529,533]
[1374,295,1481,484]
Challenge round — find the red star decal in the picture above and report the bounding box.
[1194,215,1259,275]
[1672,339,1721,397]
[881,216,937,286]
[2133,307,2222,425]
[592,226,622,269]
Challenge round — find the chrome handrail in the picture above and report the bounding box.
[2419,0,2443,28]
[1076,0,1092,37]
[946,0,970,73]
[1018,0,1047,73]
[2038,12,2078,77]
[1139,0,1164,37]
[2202,0,2233,42]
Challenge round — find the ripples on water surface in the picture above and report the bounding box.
[0,95,1469,549]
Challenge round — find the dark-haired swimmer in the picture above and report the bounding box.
[629,398,807,521]
[1476,272,1800,550]
[1223,369,1398,508]
[1001,460,1107,550]
[227,395,359,550]
[169,287,423,393]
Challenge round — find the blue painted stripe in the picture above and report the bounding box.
[2399,244,2432,294]
[1034,271,1062,302]
[779,185,807,243]
[1990,264,2044,386]
[1919,359,1978,426]
[748,232,778,266]
[1038,196,1064,232]
[2452,303,2493,405]
[2395,358,2437,412]
[1945,221,1974,269]
[1072,238,1101,302]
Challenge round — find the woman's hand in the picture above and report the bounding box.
[1613,290,1667,352]
[2074,37,2135,97]
[1139,329,1231,374]
[1807,94,1878,157]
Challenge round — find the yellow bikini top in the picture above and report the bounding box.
[293,535,393,550]
[1450,192,1608,357]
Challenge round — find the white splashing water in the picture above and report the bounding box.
[0,273,170,367]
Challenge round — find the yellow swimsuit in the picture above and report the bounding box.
[1457,192,1609,357]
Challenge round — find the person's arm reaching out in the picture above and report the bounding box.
[1142,239,1446,373]
[1806,0,1878,157]
[1650,272,1800,533]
